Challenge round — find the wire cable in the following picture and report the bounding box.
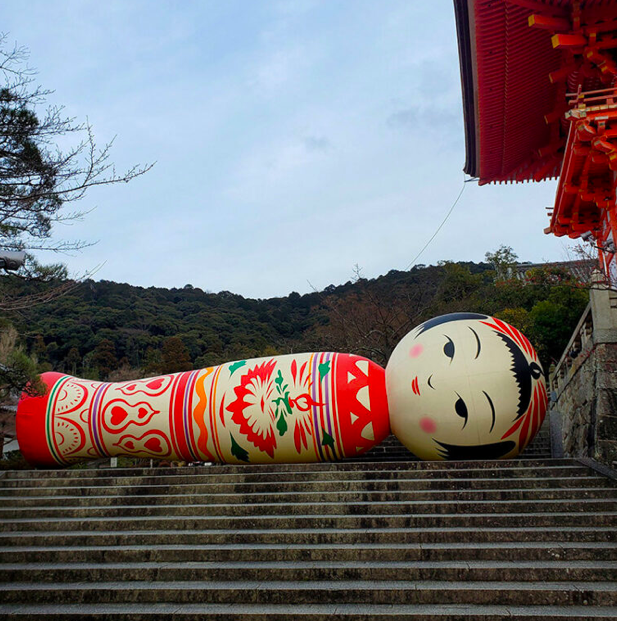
[404,180,467,271]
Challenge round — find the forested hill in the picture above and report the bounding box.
[0,260,589,380]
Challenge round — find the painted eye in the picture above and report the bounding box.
[443,336,455,360]
[455,394,468,429]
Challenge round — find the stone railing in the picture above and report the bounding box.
[550,274,617,466]
[550,302,593,396]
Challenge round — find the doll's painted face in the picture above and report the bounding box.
[386,313,547,460]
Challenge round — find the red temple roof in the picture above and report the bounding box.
[455,0,617,185]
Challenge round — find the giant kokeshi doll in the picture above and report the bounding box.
[17,313,548,467]
[386,313,548,460]
[17,352,390,467]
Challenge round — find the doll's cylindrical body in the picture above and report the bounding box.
[17,352,389,467]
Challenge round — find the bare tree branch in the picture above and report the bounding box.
[0,33,153,257]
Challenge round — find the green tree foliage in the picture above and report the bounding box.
[0,257,591,383]
[91,339,118,380]
[64,347,81,375]
[527,286,589,364]
[32,335,47,362]
[485,245,519,280]
[434,262,483,310]
[161,336,192,374]
[0,327,41,401]
[0,325,42,454]
[477,264,588,367]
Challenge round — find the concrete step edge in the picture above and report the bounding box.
[0,466,592,485]
[1,602,616,617]
[0,459,576,479]
[1,579,616,591]
[3,487,613,501]
[0,489,617,508]
[3,542,614,553]
[1,477,611,495]
[3,560,617,569]
[1,525,612,538]
[2,510,617,524]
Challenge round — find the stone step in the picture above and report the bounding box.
[519,450,553,454]
[0,580,615,606]
[2,475,610,497]
[2,526,614,548]
[0,457,565,476]
[346,448,551,456]
[2,454,616,618]
[2,497,616,519]
[515,453,554,457]
[2,459,572,480]
[517,453,553,457]
[2,511,616,532]
[350,450,560,458]
[2,560,616,583]
[1,602,616,620]
[1,541,614,564]
[344,450,551,463]
[3,486,614,507]
[0,464,590,487]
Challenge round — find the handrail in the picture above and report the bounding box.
[550,302,593,398]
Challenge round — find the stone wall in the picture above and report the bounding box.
[555,342,617,465]
[550,276,617,466]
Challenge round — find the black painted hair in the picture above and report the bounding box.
[496,332,543,420]
[414,313,488,337]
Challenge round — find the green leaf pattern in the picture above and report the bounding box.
[322,431,335,449]
[318,360,330,381]
[229,360,247,376]
[230,432,250,462]
[273,369,292,437]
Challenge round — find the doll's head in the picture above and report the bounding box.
[386,313,547,460]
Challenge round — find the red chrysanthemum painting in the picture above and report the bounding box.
[289,358,317,454]
[226,360,278,458]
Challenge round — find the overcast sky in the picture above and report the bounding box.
[2,0,574,298]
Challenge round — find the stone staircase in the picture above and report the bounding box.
[0,426,616,619]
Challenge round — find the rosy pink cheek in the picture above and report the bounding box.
[409,344,423,358]
[419,417,437,434]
